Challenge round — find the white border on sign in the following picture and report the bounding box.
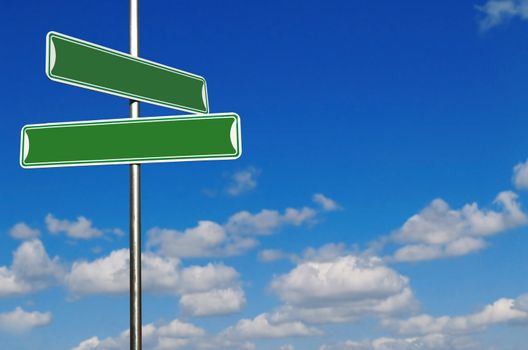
[20,113,242,169]
[45,31,210,114]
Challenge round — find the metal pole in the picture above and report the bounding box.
[129,0,142,349]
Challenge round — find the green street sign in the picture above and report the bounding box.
[20,113,241,168]
[46,32,209,113]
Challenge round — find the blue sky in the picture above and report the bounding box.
[2,0,528,349]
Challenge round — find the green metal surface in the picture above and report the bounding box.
[21,114,241,168]
[47,32,208,113]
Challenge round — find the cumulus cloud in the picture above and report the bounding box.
[72,319,254,350]
[66,249,239,295]
[271,288,415,325]
[0,267,29,297]
[12,239,64,289]
[0,239,63,297]
[65,249,244,315]
[148,201,320,258]
[225,207,316,236]
[0,307,52,333]
[513,293,528,312]
[180,287,246,316]
[9,223,40,240]
[66,249,132,296]
[259,243,350,264]
[264,253,416,324]
[513,159,528,189]
[178,263,240,294]
[157,319,205,337]
[387,191,527,262]
[318,334,480,350]
[271,255,409,306]
[258,249,290,262]
[298,243,349,263]
[476,0,528,30]
[222,313,320,339]
[72,320,205,350]
[383,296,528,336]
[226,167,260,196]
[46,214,103,239]
[320,298,528,350]
[73,337,101,350]
[147,222,235,259]
[313,194,340,212]
[147,220,261,259]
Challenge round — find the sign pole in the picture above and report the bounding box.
[129,0,142,349]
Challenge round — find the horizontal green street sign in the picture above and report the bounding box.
[20,113,241,168]
[46,32,209,113]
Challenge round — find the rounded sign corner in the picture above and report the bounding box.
[20,128,31,167]
[46,31,58,40]
[19,161,30,169]
[201,83,209,113]
[45,33,58,79]
[234,147,243,160]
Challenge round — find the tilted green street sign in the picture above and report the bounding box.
[20,113,241,168]
[46,32,209,113]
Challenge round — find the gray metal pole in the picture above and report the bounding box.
[129,0,142,349]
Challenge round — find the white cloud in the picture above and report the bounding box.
[283,207,317,226]
[179,263,240,294]
[65,249,242,306]
[0,239,63,297]
[226,167,260,196]
[272,288,415,325]
[109,228,125,237]
[0,267,29,297]
[258,249,290,262]
[9,223,40,240]
[313,193,340,212]
[66,249,130,296]
[147,221,231,259]
[280,345,295,350]
[476,0,528,30]
[72,319,254,350]
[148,203,319,258]
[225,207,316,236]
[73,337,101,350]
[383,296,528,336]
[299,243,349,262]
[513,293,528,312]
[388,191,527,262]
[12,239,64,289]
[180,287,246,316]
[259,244,349,264]
[147,221,259,259]
[222,313,320,339]
[271,255,411,306]
[46,214,103,239]
[157,319,205,337]
[225,210,284,235]
[73,320,206,350]
[318,334,480,350]
[265,253,415,324]
[0,307,52,333]
[513,159,528,189]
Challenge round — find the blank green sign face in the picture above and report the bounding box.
[20,114,241,168]
[47,32,208,113]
